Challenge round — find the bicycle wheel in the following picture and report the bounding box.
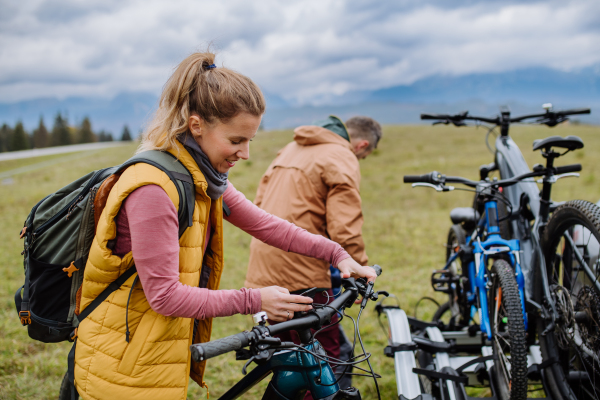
[537,200,600,400]
[488,259,528,400]
[435,225,470,328]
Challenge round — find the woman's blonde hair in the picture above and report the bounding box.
[139,51,266,152]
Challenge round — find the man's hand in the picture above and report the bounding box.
[259,286,313,322]
[336,258,377,283]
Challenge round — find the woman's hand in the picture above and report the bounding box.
[259,286,313,322]
[336,258,377,283]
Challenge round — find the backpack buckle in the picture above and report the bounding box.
[19,311,31,325]
[69,328,78,342]
[63,261,80,278]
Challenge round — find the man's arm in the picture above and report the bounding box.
[323,158,368,265]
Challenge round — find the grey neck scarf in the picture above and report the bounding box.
[179,134,228,200]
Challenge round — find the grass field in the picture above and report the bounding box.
[1,123,599,399]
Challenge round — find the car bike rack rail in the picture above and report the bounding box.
[378,305,551,400]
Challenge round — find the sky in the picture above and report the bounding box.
[1,0,599,106]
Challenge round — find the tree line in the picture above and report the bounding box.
[0,113,133,153]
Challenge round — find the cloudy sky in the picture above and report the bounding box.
[1,0,598,105]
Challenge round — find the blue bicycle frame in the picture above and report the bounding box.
[444,199,528,340]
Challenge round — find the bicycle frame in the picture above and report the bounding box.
[495,134,540,301]
[218,341,340,400]
[493,130,561,326]
[473,200,527,339]
[443,198,528,340]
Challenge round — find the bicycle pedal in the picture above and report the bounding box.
[431,269,459,293]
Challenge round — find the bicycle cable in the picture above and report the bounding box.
[485,125,498,155]
[287,296,381,395]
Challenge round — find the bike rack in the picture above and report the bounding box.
[379,305,553,400]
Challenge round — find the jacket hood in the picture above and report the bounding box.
[313,115,350,141]
[293,125,353,150]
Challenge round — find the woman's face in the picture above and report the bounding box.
[189,112,262,173]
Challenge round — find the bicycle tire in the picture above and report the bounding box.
[440,225,470,327]
[488,259,528,400]
[537,200,600,400]
[432,301,451,323]
[446,224,467,261]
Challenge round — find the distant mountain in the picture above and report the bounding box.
[0,66,597,133]
[367,66,600,106]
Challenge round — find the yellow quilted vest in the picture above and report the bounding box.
[74,142,224,400]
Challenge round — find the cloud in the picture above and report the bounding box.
[0,0,598,104]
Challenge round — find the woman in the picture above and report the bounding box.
[73,52,376,399]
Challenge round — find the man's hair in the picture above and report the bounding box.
[345,116,382,152]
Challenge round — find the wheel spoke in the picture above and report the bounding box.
[564,232,600,293]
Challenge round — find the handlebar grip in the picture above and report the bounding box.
[190,332,250,362]
[421,113,448,120]
[404,174,434,184]
[370,264,382,277]
[555,164,582,174]
[559,108,591,116]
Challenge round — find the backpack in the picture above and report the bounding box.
[14,150,196,343]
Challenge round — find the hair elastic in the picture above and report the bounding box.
[206,64,217,70]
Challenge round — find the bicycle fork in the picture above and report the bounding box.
[474,237,528,340]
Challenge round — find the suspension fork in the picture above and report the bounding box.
[474,252,491,340]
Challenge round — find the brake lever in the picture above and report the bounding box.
[536,173,579,184]
[361,281,375,308]
[412,183,454,192]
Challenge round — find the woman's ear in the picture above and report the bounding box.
[189,115,204,139]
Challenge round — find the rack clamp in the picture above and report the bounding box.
[384,342,418,357]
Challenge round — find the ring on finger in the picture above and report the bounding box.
[287,310,290,320]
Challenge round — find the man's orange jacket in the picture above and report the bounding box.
[245,124,368,292]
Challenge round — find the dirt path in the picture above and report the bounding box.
[0,142,130,162]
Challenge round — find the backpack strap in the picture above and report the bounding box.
[67,151,196,399]
[115,151,195,238]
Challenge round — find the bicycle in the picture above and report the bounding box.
[403,169,543,399]
[189,265,386,399]
[418,105,598,400]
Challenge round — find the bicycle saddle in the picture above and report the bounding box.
[450,207,480,225]
[532,135,584,151]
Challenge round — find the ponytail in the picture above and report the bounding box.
[139,51,265,152]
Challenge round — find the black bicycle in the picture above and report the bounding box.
[190,266,386,399]
[421,105,599,400]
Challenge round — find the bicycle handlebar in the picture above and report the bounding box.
[403,173,436,184]
[190,331,253,362]
[190,265,383,362]
[421,108,591,126]
[555,164,582,174]
[403,164,582,189]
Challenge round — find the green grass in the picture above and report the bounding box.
[1,124,600,399]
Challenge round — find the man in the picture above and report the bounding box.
[245,115,382,377]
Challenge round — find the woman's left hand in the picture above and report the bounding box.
[336,258,377,283]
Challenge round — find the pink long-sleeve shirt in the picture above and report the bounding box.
[112,180,350,320]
